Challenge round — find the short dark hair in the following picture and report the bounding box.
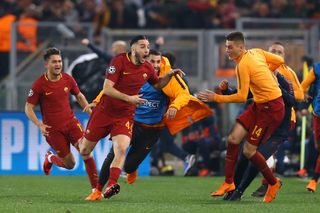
[149,49,161,56]
[226,31,245,43]
[130,35,148,47]
[272,41,284,47]
[43,47,61,61]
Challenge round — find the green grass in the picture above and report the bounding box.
[0,176,319,213]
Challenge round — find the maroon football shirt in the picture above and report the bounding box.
[27,73,80,129]
[97,53,159,117]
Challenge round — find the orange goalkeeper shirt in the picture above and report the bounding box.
[214,48,284,103]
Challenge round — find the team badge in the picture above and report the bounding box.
[108,66,116,74]
[28,89,33,97]
[143,73,147,79]
[64,87,69,92]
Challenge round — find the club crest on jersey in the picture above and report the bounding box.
[108,66,116,74]
[28,89,33,97]
[143,73,147,79]
[64,87,69,93]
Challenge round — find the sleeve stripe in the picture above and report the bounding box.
[174,75,186,90]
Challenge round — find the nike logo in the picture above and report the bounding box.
[146,146,151,150]
[45,92,53,95]
[250,137,258,141]
[123,72,130,75]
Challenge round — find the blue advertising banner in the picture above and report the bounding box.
[0,112,150,176]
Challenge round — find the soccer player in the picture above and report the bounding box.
[84,49,212,200]
[301,58,320,193]
[198,31,285,202]
[249,42,304,197]
[25,47,98,190]
[221,68,295,201]
[79,35,185,199]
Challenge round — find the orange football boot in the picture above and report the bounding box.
[127,170,138,184]
[306,179,317,193]
[263,179,282,203]
[211,181,235,196]
[85,189,103,201]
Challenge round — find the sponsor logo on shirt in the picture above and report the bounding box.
[141,100,160,109]
[28,89,33,97]
[108,66,116,74]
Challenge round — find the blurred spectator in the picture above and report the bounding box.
[17,5,39,53]
[250,2,270,18]
[0,3,15,80]
[269,0,288,18]
[283,0,309,18]
[107,0,138,29]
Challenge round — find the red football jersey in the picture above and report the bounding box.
[27,73,80,128]
[98,53,159,117]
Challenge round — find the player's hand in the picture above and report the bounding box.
[39,122,51,137]
[169,69,185,78]
[83,103,96,115]
[198,89,216,102]
[219,80,229,91]
[81,38,90,46]
[165,107,177,120]
[128,94,147,106]
[155,36,164,46]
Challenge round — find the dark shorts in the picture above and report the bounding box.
[85,109,133,142]
[45,117,83,158]
[237,97,285,146]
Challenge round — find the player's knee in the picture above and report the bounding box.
[79,146,91,157]
[242,147,255,159]
[64,160,76,169]
[227,134,238,145]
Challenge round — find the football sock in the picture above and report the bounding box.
[97,152,114,191]
[107,167,121,187]
[225,143,240,184]
[48,154,65,167]
[234,152,249,187]
[84,157,98,189]
[250,151,277,185]
[313,156,320,181]
[237,163,259,193]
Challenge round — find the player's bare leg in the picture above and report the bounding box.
[104,134,130,199]
[43,151,75,175]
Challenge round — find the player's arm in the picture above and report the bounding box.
[25,102,51,136]
[283,66,304,101]
[75,92,91,115]
[263,50,284,71]
[103,79,147,105]
[163,74,191,119]
[81,38,113,63]
[301,68,315,92]
[199,65,250,103]
[152,69,185,90]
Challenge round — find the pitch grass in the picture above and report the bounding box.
[0,176,319,213]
